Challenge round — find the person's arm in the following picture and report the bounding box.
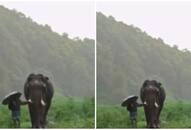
[136,102,143,107]
[19,99,29,105]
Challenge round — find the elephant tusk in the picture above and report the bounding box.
[143,101,147,105]
[154,102,159,108]
[41,99,46,106]
[28,99,32,103]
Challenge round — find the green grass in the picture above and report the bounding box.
[0,96,95,128]
[97,101,191,128]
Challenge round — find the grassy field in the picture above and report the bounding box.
[97,101,191,128]
[0,95,94,128]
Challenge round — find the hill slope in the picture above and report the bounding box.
[0,5,94,99]
[97,12,191,104]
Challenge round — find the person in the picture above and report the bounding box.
[8,98,29,128]
[126,100,143,128]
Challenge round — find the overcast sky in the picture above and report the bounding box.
[0,1,95,39]
[97,2,191,50]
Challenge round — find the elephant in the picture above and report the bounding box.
[24,73,54,128]
[140,80,165,128]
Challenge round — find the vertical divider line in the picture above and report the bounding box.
[94,0,97,129]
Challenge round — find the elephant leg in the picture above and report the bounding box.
[40,116,44,128]
[156,114,160,128]
[157,105,163,128]
[43,101,51,127]
[144,109,149,127]
[28,105,35,128]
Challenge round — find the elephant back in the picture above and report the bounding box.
[158,86,166,105]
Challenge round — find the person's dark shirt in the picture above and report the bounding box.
[8,98,29,110]
[8,100,20,111]
[127,102,143,112]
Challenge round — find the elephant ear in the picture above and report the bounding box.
[46,78,54,99]
[24,81,30,100]
[41,75,54,99]
[159,86,166,104]
[24,73,36,100]
[140,87,145,102]
[140,80,149,102]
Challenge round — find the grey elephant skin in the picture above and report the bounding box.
[24,73,54,128]
[140,80,165,128]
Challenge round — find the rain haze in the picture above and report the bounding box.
[97,2,191,50]
[0,1,95,39]
[0,1,95,128]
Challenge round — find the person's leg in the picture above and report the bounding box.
[12,111,17,128]
[129,112,134,127]
[131,119,133,127]
[16,118,20,128]
[14,111,20,128]
[132,112,137,128]
[12,119,16,128]
[134,115,138,128]
[130,116,135,127]
[134,118,137,128]
[16,111,21,128]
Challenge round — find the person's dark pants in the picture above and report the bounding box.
[12,110,20,128]
[130,111,137,128]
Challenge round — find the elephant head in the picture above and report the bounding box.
[24,73,54,128]
[140,80,165,128]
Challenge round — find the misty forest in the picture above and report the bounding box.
[97,12,191,128]
[0,6,94,128]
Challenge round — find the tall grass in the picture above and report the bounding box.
[0,96,94,128]
[97,101,191,128]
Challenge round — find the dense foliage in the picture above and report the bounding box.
[97,12,191,104]
[0,96,94,128]
[97,101,191,128]
[0,6,94,98]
